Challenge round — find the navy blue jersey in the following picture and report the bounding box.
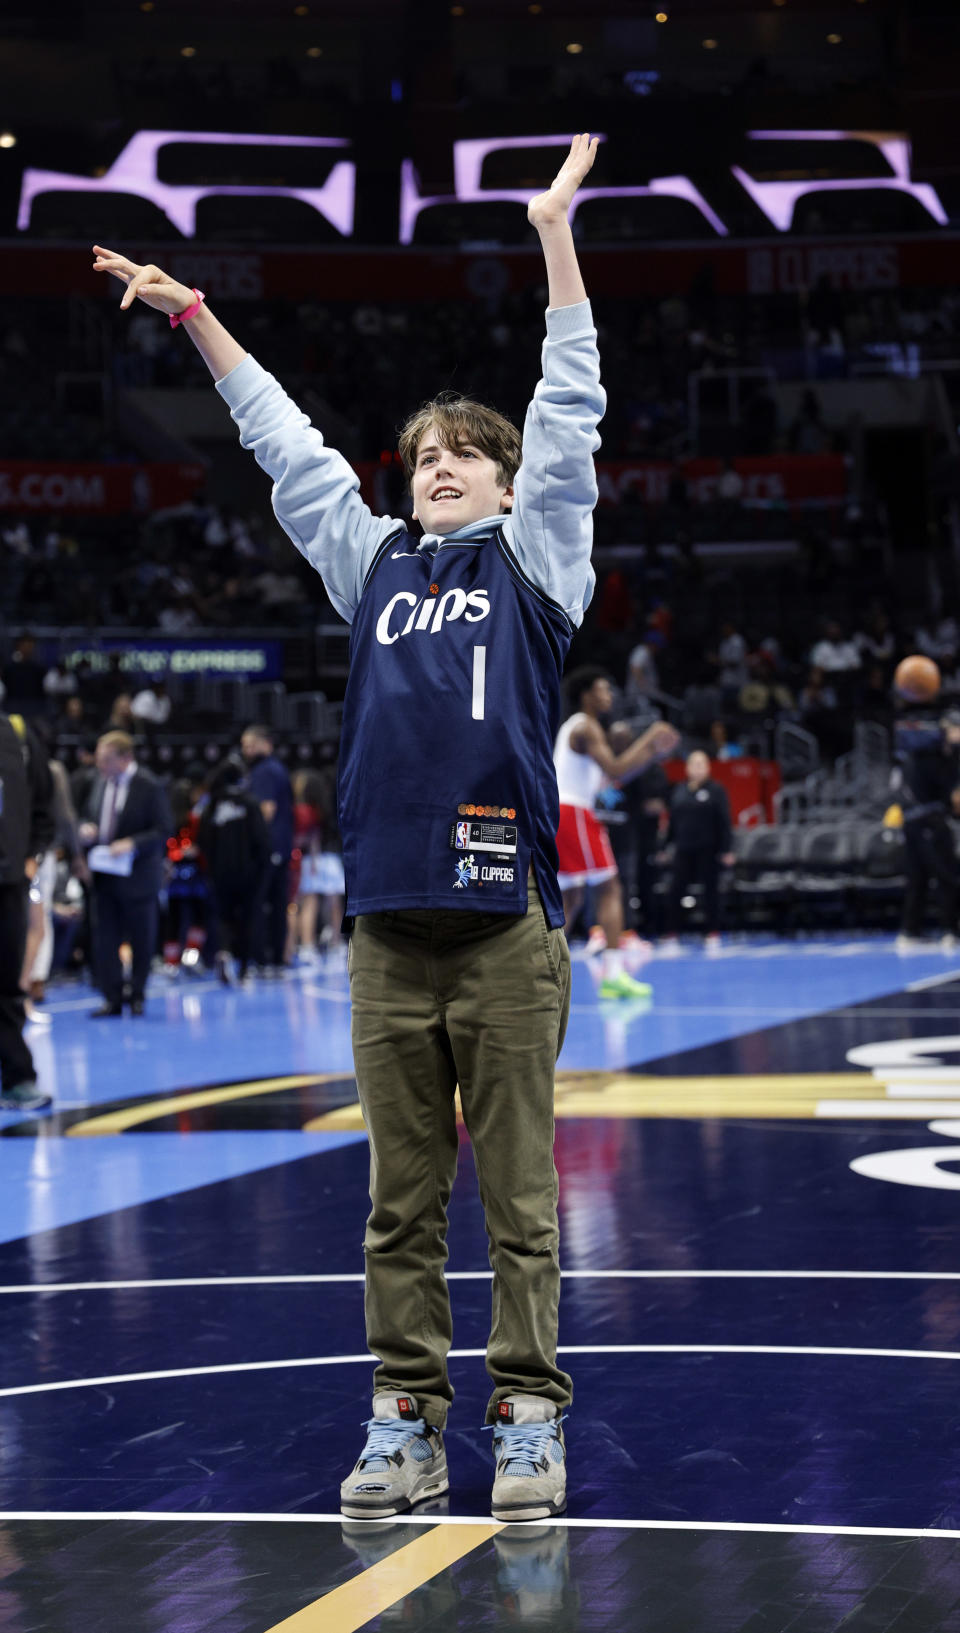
[338,524,572,926]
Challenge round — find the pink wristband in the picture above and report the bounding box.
[170,288,205,329]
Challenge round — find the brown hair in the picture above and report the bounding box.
[397,392,522,494]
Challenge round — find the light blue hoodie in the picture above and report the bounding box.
[215,298,604,628]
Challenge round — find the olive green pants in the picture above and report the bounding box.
[348,880,572,1428]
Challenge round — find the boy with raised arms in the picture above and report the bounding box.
[93,132,605,1522]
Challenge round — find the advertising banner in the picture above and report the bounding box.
[0,461,206,514]
[57,638,283,681]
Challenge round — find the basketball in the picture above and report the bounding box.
[894,654,941,702]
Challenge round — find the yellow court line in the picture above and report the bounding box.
[263,1521,502,1632]
[66,1075,342,1137]
[304,1072,880,1131]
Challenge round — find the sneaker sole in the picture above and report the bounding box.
[491,1492,567,1523]
[340,1471,449,1520]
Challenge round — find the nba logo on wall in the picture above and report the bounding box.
[455,822,470,849]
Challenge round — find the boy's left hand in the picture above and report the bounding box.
[527,133,600,230]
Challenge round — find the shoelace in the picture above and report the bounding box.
[359,1416,429,1469]
[485,1416,566,1477]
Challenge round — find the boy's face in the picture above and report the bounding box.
[410,424,514,535]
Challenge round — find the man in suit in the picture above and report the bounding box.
[79,730,172,1016]
[0,711,54,1109]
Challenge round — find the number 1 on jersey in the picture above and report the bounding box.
[472,646,486,721]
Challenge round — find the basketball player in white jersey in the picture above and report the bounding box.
[555,667,678,996]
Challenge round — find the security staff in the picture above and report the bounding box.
[0,711,54,1110]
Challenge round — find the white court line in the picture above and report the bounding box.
[907,969,960,992]
[817,1101,960,1118]
[2,1269,960,1294]
[5,1269,960,1295]
[2,1511,959,1540]
[2,1344,958,1401]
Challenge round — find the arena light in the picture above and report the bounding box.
[0,132,17,150]
[565,42,583,53]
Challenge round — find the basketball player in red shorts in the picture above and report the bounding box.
[554,667,678,996]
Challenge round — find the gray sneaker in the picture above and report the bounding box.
[0,1081,52,1112]
[340,1392,449,1519]
[489,1395,567,1522]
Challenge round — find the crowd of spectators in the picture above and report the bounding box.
[606,597,960,766]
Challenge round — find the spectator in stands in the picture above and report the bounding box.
[737,656,795,725]
[42,662,78,713]
[624,638,661,723]
[661,750,733,950]
[131,679,172,728]
[856,608,895,674]
[158,594,200,634]
[56,694,88,736]
[198,758,271,986]
[708,720,743,761]
[78,730,172,1017]
[240,724,293,976]
[1,636,46,717]
[102,693,137,735]
[810,620,862,675]
[713,620,749,704]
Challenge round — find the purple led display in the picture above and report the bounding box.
[733,130,947,232]
[400,133,728,243]
[17,130,356,237]
[14,126,951,244]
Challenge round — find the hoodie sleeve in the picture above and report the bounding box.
[501,300,604,629]
[216,356,404,624]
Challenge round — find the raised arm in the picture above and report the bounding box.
[526,133,598,309]
[91,245,401,622]
[93,247,247,379]
[570,718,680,783]
[503,136,605,628]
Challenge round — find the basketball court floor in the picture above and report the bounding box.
[2,933,960,1630]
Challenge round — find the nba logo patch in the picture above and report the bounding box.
[455,822,470,849]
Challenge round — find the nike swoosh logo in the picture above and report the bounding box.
[391,550,415,560]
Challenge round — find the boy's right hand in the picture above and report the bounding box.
[92,245,196,316]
